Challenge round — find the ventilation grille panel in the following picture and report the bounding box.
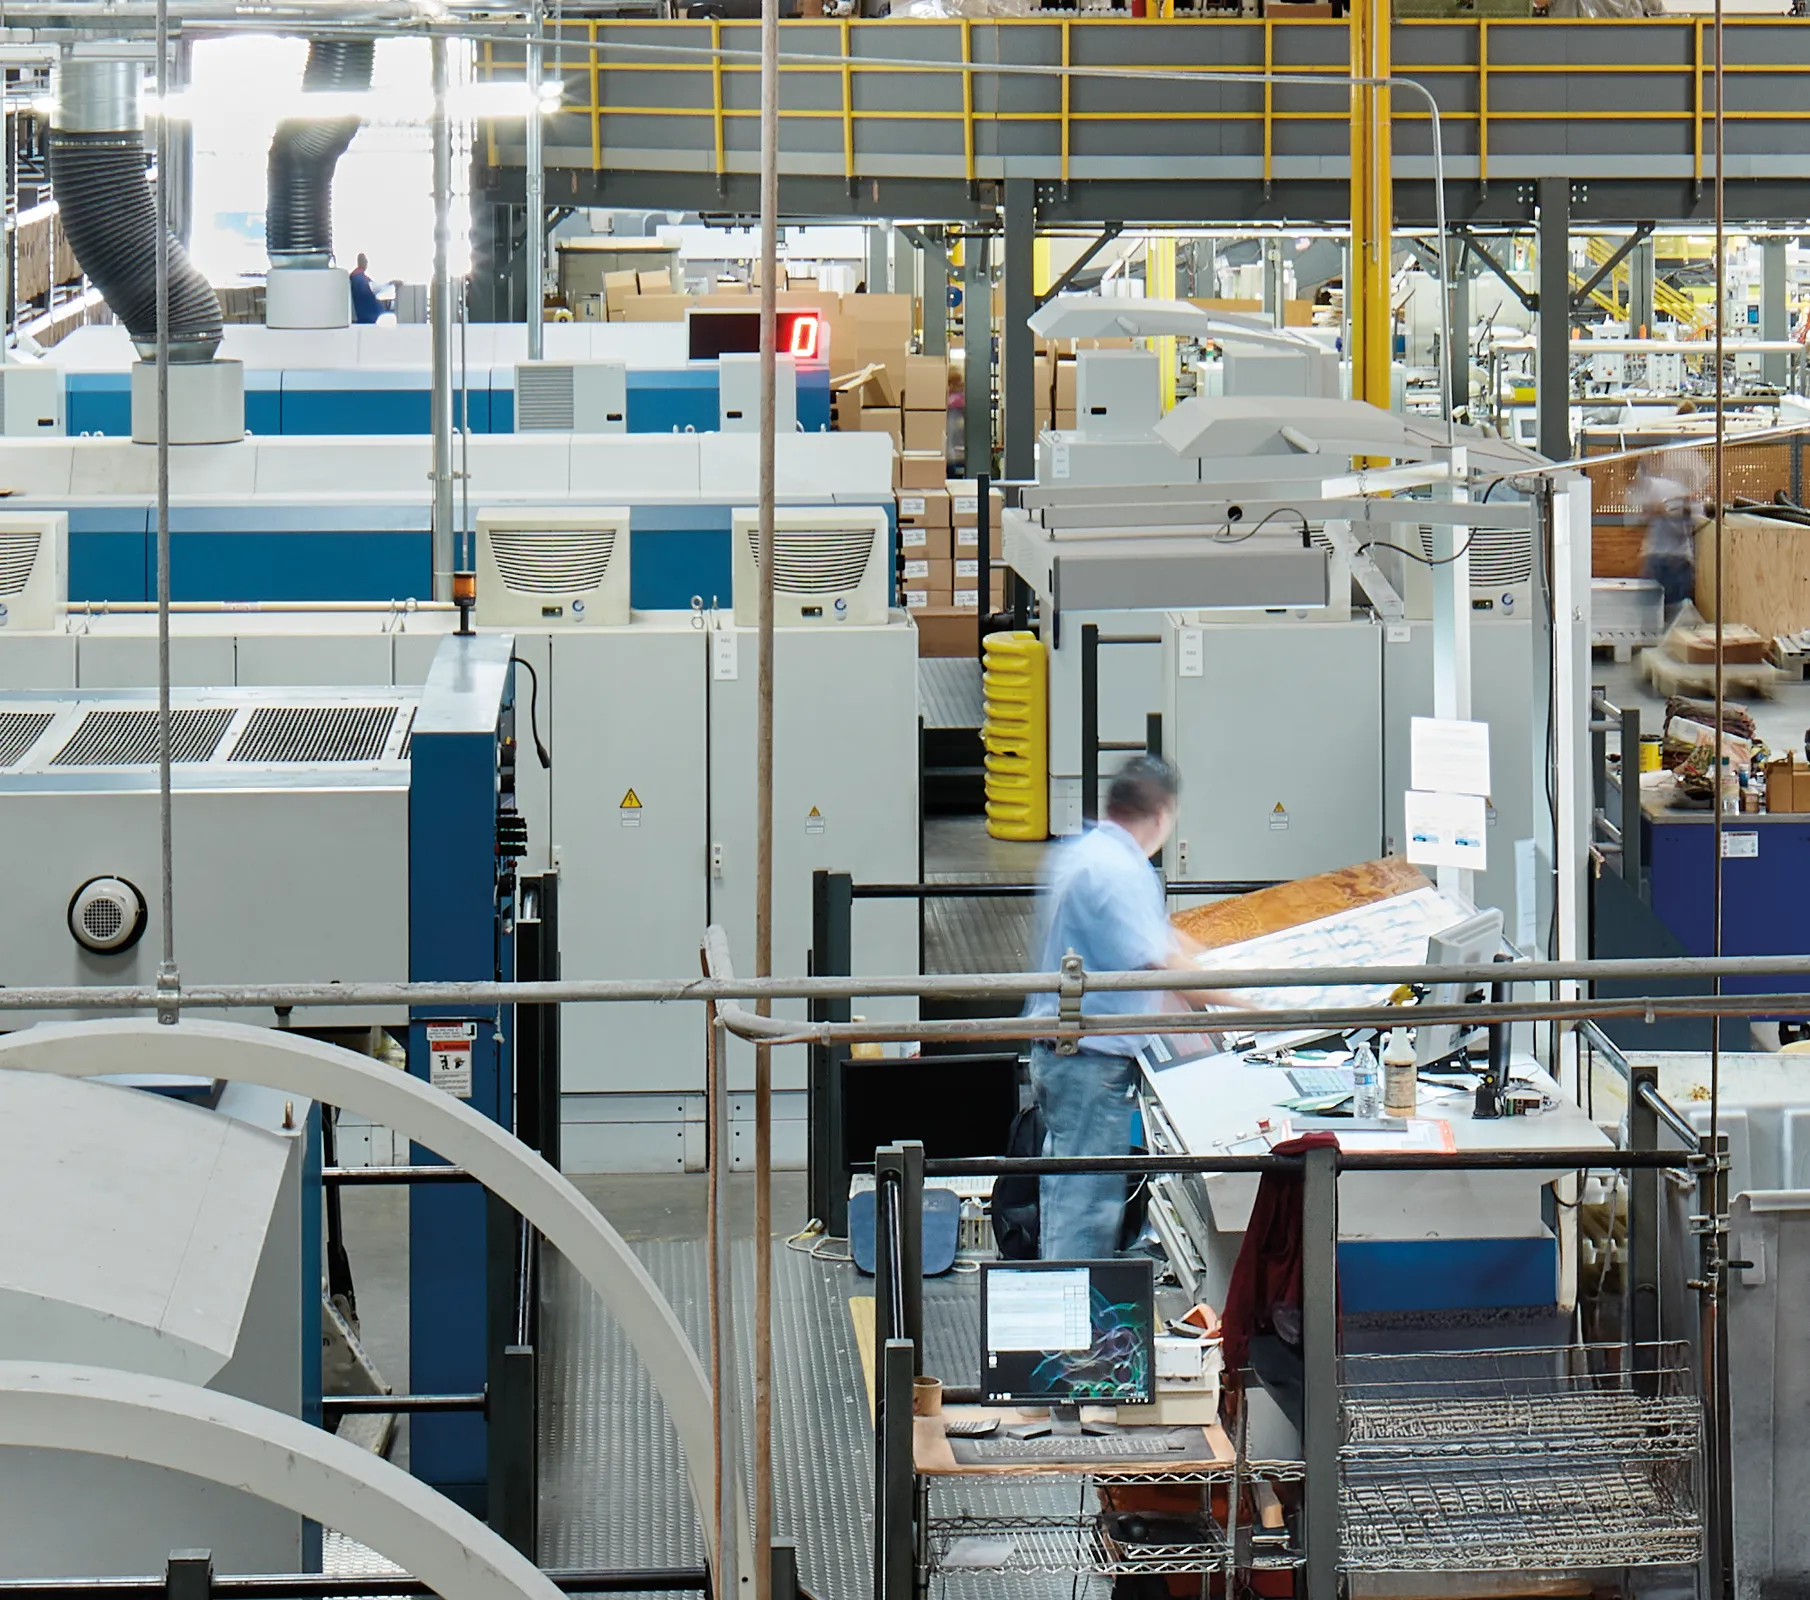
[51,707,235,767]
[1418,525,1534,589]
[0,710,52,767]
[0,531,41,597]
[516,365,576,432]
[748,527,876,595]
[230,704,400,764]
[489,525,618,595]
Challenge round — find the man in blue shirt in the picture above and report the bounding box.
[349,253,383,325]
[1024,757,1246,1260]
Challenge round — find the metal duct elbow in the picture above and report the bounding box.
[47,59,223,363]
[266,40,374,266]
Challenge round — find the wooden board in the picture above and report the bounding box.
[1171,857,1429,950]
[1592,521,1647,579]
[1643,649,1780,701]
[1695,511,1810,644]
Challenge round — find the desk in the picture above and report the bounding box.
[914,1407,1233,1478]
[1139,1050,1613,1315]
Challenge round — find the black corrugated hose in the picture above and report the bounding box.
[46,133,223,353]
[266,39,375,260]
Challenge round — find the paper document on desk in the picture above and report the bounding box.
[1326,1117,1456,1154]
[1191,885,1470,1028]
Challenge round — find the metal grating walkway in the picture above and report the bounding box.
[918,658,984,732]
[538,1241,1098,1600]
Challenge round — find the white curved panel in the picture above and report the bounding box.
[0,1018,746,1594]
[0,1361,560,1600]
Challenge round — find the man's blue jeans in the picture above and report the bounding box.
[1029,1042,1137,1260]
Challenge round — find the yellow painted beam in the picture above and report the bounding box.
[1349,0,1392,412]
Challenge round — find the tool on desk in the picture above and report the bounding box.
[979,1257,1157,1433]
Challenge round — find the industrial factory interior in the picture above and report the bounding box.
[6,2,1810,1599]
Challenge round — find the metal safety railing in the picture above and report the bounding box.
[477,17,1810,192]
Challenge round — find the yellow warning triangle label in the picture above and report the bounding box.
[620,788,642,809]
[1273,802,1286,813]
[809,806,822,818]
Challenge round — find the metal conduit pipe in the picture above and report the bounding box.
[48,58,221,362]
[266,38,373,266]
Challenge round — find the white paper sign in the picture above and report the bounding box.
[1404,789,1488,870]
[1722,831,1759,859]
[1410,716,1492,797]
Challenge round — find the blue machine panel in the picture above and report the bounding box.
[1337,1234,1558,1314]
[630,505,733,610]
[66,372,132,437]
[165,505,433,602]
[281,369,432,437]
[68,507,151,602]
[407,632,515,1511]
[1649,815,1810,1010]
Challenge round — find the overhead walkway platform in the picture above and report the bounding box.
[478,17,1810,224]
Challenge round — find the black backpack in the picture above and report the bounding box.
[989,1101,1151,1259]
[989,1103,1044,1260]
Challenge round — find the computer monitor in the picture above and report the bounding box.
[979,1258,1157,1420]
[1414,907,1507,1070]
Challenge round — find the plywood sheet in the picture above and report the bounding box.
[1171,856,1428,949]
[1696,511,1810,644]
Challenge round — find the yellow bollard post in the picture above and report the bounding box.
[982,630,1050,841]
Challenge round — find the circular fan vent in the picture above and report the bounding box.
[68,875,149,955]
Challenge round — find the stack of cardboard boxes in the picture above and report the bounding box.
[900,478,1006,657]
[581,267,686,323]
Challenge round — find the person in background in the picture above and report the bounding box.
[1635,447,1703,625]
[1022,756,1254,1260]
[349,253,383,325]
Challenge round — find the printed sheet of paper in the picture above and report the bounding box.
[1410,716,1492,797]
[1404,790,1488,871]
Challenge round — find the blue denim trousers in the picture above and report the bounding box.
[1029,1042,1137,1260]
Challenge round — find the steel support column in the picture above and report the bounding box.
[1002,179,1036,483]
[525,0,545,362]
[1348,0,1392,411]
[1761,236,1788,389]
[892,226,914,315]
[962,234,991,477]
[1262,236,1285,325]
[1537,179,1572,463]
[1449,241,1471,416]
[1628,236,1656,336]
[920,231,948,357]
[1300,1144,1340,1600]
[866,223,890,292]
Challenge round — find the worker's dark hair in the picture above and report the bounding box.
[1105,755,1180,824]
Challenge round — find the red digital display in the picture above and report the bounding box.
[688,307,828,365]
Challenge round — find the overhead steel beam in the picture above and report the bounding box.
[1537,178,1572,462]
[1034,222,1123,309]
[1569,221,1653,314]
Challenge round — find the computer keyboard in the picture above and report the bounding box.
[966,1432,1186,1460]
[1287,1066,1354,1098]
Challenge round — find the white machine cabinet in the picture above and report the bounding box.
[1162,621,1382,884]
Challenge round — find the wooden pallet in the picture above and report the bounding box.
[1643,649,1781,700]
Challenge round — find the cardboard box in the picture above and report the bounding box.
[859,407,902,452]
[946,480,1006,529]
[637,268,675,294]
[952,579,1006,610]
[1053,359,1077,410]
[603,268,641,316]
[900,452,949,490]
[622,294,691,323]
[904,409,947,454]
[902,556,954,595]
[896,489,952,530]
[1766,756,1810,812]
[904,353,949,411]
[913,605,981,658]
[832,392,863,433]
[902,587,933,611]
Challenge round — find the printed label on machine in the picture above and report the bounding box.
[807,805,825,836]
[713,630,739,681]
[1722,832,1759,859]
[1270,803,1289,831]
[1178,628,1204,678]
[620,788,643,827]
[426,1023,476,1099]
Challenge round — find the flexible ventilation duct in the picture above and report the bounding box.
[47,59,223,363]
[266,40,373,265]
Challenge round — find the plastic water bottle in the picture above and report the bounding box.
[1352,1042,1380,1119]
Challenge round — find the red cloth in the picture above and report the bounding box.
[1219,1132,1338,1375]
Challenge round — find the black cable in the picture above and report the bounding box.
[1213,506,1312,546]
[1354,531,1476,566]
[510,655,551,769]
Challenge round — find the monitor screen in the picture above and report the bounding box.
[979,1258,1156,1407]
